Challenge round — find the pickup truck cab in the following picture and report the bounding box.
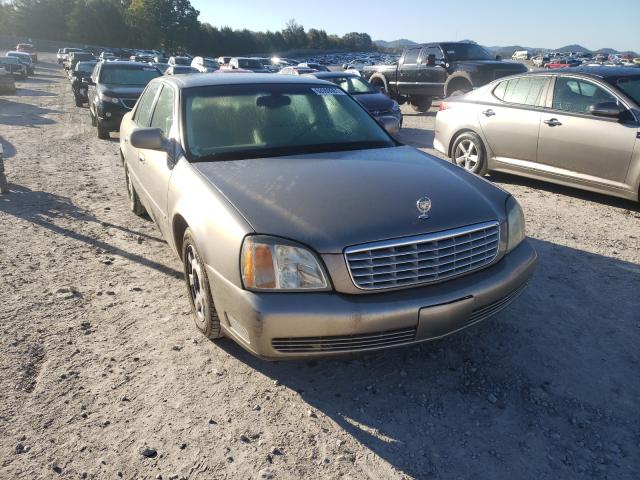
[362,42,528,112]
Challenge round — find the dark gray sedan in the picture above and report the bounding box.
[119,74,536,359]
[306,71,403,133]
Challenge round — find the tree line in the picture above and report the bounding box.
[0,0,376,55]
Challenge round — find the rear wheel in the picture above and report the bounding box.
[451,132,487,175]
[409,96,432,112]
[182,229,222,339]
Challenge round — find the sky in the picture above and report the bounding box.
[191,0,640,52]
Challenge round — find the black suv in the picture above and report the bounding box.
[362,42,528,111]
[86,61,161,139]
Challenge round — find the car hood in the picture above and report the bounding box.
[98,84,145,98]
[352,92,395,113]
[193,146,507,253]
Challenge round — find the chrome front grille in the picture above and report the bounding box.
[345,222,500,290]
[272,327,416,353]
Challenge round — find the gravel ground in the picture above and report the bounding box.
[0,54,639,480]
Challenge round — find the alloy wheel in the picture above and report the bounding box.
[454,139,479,171]
[186,245,206,327]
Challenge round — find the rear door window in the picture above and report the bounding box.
[134,83,161,127]
[402,48,420,65]
[150,86,175,136]
[493,77,547,106]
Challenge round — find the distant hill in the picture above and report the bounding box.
[376,39,637,57]
[374,39,417,49]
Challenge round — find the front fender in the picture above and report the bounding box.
[168,159,254,288]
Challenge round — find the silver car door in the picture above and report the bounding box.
[138,84,176,236]
[125,82,162,198]
[478,76,549,164]
[537,76,636,187]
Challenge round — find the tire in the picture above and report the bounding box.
[74,95,83,107]
[124,165,146,216]
[451,131,487,175]
[97,120,109,139]
[410,96,432,113]
[182,229,222,339]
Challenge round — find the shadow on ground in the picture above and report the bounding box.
[0,99,60,126]
[217,238,640,479]
[0,184,180,278]
[397,127,435,149]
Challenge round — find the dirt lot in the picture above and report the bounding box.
[1,54,639,480]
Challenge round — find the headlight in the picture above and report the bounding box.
[391,100,401,112]
[506,196,525,252]
[100,93,120,104]
[241,236,329,291]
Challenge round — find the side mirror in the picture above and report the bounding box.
[378,116,400,135]
[426,54,436,66]
[130,128,169,151]
[589,101,623,118]
[495,55,502,61]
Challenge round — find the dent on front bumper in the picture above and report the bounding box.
[206,239,537,359]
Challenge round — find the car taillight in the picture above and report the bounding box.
[439,102,452,111]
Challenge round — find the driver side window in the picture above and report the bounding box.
[134,83,161,127]
[552,77,617,114]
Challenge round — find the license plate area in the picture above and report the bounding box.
[417,296,474,340]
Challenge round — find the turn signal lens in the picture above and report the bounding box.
[241,236,329,291]
[439,101,452,111]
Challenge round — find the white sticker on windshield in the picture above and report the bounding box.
[143,67,156,71]
[447,50,456,54]
[311,87,346,96]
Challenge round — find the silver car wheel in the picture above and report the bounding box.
[186,245,206,325]
[454,140,479,171]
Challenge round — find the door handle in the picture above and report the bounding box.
[544,118,562,127]
[482,109,496,117]
[138,153,145,163]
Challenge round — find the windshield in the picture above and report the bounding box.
[173,57,191,65]
[616,77,640,104]
[203,59,219,68]
[183,84,395,161]
[76,62,96,73]
[326,76,374,94]
[238,59,263,69]
[100,66,161,85]
[441,43,493,61]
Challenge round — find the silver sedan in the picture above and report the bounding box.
[119,74,536,359]
[434,67,640,201]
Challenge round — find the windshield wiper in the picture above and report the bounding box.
[191,141,395,162]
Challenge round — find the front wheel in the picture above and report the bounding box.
[124,165,146,216]
[409,96,432,112]
[182,229,222,339]
[451,132,487,175]
[97,120,109,139]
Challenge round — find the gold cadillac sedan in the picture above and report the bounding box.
[119,74,537,359]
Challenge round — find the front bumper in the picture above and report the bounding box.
[206,239,537,359]
[96,101,131,130]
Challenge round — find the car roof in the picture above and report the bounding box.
[524,66,640,79]
[157,73,331,89]
[308,71,359,79]
[100,60,155,68]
